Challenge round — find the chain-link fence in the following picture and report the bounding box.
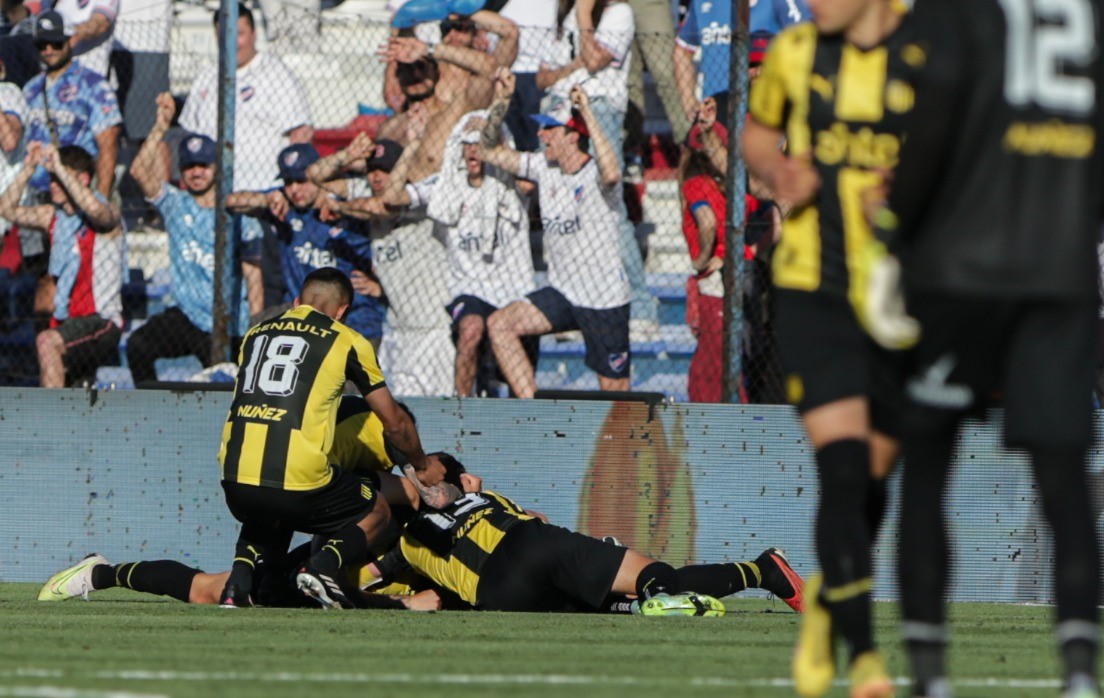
[0,0,785,404]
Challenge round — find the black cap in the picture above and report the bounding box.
[366,139,403,173]
[34,11,70,44]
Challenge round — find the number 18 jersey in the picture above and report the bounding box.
[218,304,386,491]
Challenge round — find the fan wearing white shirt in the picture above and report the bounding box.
[179,3,313,193]
[311,136,456,398]
[429,114,537,397]
[536,0,659,337]
[481,70,631,399]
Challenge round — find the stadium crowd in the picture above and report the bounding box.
[0,0,810,400]
[26,1,1104,697]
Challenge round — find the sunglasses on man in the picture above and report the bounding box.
[34,39,66,51]
[440,18,475,34]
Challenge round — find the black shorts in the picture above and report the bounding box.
[447,294,498,341]
[221,468,381,536]
[904,292,1097,449]
[528,287,631,379]
[56,314,120,383]
[475,520,627,612]
[774,290,903,435]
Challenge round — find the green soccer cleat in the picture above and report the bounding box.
[38,553,109,602]
[638,592,726,617]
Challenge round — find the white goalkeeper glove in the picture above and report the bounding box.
[855,240,920,350]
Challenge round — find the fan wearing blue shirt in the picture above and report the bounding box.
[227,143,384,348]
[674,0,808,123]
[126,92,261,387]
[24,10,121,197]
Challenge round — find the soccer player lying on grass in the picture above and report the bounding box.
[366,454,806,616]
[39,537,447,610]
[36,466,447,609]
[38,396,444,609]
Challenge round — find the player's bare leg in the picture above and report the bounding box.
[487,301,552,399]
[454,314,485,397]
[35,328,66,387]
[598,376,630,392]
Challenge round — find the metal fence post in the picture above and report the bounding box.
[722,0,749,403]
[211,0,238,365]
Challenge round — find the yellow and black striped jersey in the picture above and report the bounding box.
[218,304,386,491]
[749,15,922,303]
[399,490,534,605]
[329,395,396,473]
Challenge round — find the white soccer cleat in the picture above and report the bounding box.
[38,553,109,601]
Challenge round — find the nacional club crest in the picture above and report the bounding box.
[608,352,628,374]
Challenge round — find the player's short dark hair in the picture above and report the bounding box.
[212,3,255,29]
[300,267,353,308]
[57,145,94,176]
[428,451,467,489]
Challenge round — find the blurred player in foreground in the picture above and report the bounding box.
[858,1,1104,696]
[743,0,918,694]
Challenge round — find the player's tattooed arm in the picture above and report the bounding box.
[402,464,462,509]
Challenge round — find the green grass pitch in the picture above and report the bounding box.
[0,583,1080,698]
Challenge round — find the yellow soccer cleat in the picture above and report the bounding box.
[793,574,836,697]
[38,553,109,601]
[638,592,726,617]
[849,651,895,698]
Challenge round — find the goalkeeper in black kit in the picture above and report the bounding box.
[858,1,1104,696]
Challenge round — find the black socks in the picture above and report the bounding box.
[91,561,201,604]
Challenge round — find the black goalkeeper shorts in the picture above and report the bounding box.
[903,292,1097,449]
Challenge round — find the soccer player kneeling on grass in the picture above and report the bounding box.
[374,454,806,615]
[216,267,441,609]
